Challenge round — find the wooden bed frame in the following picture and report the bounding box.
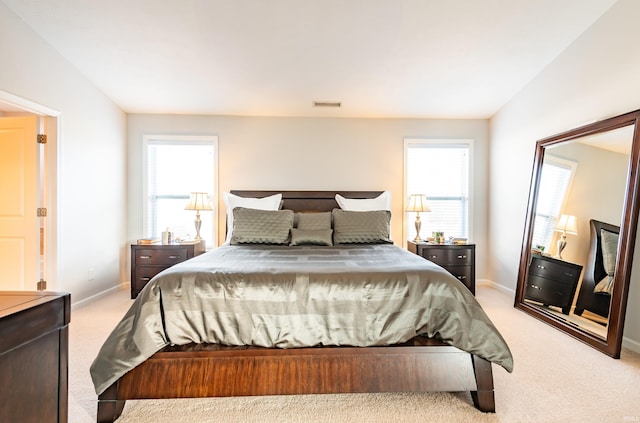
[96,191,497,422]
[574,219,619,319]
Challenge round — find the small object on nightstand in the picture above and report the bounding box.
[407,240,476,295]
[137,238,160,245]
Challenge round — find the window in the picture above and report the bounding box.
[531,155,576,250]
[405,139,472,241]
[143,135,218,247]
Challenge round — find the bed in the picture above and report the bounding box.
[92,190,513,422]
[574,219,619,319]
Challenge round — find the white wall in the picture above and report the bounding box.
[127,114,490,274]
[0,3,127,304]
[489,0,640,346]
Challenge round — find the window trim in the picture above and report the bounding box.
[533,154,578,251]
[403,138,474,243]
[142,135,219,247]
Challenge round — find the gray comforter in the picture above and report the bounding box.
[91,244,513,395]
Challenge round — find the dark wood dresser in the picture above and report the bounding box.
[407,241,476,294]
[0,291,70,423]
[131,240,206,298]
[525,254,583,315]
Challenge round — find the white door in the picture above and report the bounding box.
[0,116,39,290]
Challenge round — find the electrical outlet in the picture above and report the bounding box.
[88,268,95,281]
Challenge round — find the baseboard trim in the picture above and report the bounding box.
[622,336,640,354]
[71,283,130,310]
[477,279,516,296]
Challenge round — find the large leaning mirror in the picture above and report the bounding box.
[516,109,640,357]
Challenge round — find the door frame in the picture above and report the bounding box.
[0,90,60,290]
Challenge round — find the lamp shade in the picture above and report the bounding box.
[406,194,431,213]
[184,192,212,211]
[554,214,577,235]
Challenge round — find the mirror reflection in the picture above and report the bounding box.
[522,126,633,340]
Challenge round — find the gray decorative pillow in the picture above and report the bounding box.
[230,207,293,245]
[289,228,334,246]
[331,209,392,244]
[295,212,332,230]
[594,228,619,294]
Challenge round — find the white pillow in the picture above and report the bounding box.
[335,191,391,211]
[223,192,282,244]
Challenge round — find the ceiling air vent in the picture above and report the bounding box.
[313,101,341,108]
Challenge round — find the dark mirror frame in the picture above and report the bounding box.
[515,109,640,358]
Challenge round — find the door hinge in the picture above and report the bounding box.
[37,208,47,217]
[37,134,47,144]
[37,279,47,290]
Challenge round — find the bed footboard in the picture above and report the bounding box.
[96,338,495,422]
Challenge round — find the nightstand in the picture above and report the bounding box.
[524,254,582,315]
[130,241,206,298]
[407,241,476,294]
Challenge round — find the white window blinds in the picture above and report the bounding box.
[405,140,471,240]
[144,136,217,246]
[532,155,576,250]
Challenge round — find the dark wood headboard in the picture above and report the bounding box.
[229,190,384,213]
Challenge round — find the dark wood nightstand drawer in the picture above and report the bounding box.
[419,247,473,266]
[525,275,574,307]
[134,247,189,265]
[134,266,169,287]
[529,255,581,284]
[443,265,473,286]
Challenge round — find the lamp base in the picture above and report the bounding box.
[413,214,423,243]
[556,235,567,259]
[194,213,202,240]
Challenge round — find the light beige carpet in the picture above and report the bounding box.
[69,285,640,423]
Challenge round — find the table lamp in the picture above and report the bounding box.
[554,214,577,259]
[184,192,212,240]
[406,194,431,242]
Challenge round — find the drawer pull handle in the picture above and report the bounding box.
[457,255,467,259]
[536,265,546,269]
[140,277,150,281]
[457,276,467,280]
[530,284,542,290]
[428,255,438,259]
[140,255,152,259]
[169,255,181,259]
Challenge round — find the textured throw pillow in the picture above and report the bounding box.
[289,228,334,246]
[230,208,293,245]
[296,212,332,230]
[223,192,282,244]
[594,228,619,294]
[335,191,391,211]
[332,209,392,244]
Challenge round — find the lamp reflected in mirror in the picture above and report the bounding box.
[554,214,577,259]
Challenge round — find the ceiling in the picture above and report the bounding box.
[2,0,618,118]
